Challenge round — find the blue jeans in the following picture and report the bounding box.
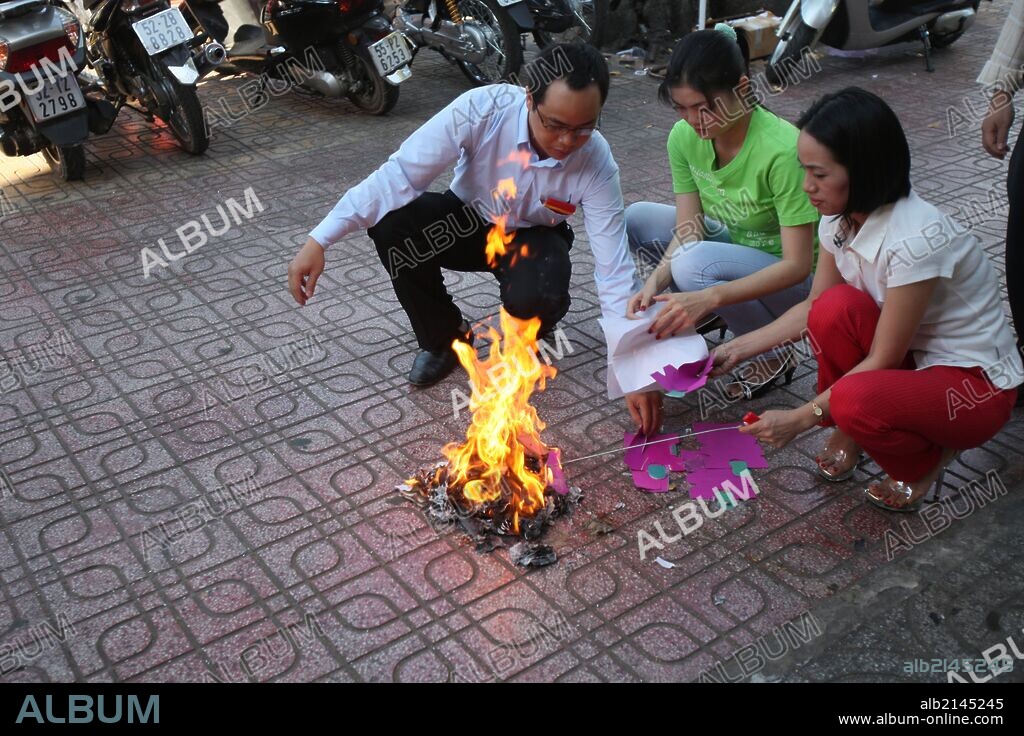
[625,201,812,355]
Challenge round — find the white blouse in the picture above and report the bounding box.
[819,190,1023,390]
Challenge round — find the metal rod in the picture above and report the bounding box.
[561,424,743,465]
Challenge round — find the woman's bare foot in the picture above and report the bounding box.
[815,429,861,480]
[867,447,958,510]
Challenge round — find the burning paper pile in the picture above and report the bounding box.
[398,310,581,565]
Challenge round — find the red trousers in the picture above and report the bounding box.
[807,285,1017,482]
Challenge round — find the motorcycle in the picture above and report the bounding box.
[192,0,412,116]
[0,0,115,180]
[767,0,983,84]
[392,0,532,85]
[68,0,226,155]
[529,0,607,49]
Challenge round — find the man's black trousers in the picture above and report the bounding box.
[369,190,573,352]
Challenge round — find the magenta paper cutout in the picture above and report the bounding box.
[682,468,728,500]
[546,449,569,495]
[651,355,714,393]
[624,432,688,472]
[631,468,670,492]
[690,422,768,469]
[681,451,706,472]
[681,423,765,499]
[622,423,766,497]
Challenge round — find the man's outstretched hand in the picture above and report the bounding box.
[625,390,663,436]
[288,238,326,306]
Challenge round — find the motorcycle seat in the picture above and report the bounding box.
[0,0,45,20]
[228,24,269,55]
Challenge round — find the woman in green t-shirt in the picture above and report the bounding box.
[624,25,819,416]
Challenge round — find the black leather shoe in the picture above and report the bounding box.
[407,321,472,387]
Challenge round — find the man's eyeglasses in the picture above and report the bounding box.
[534,106,600,138]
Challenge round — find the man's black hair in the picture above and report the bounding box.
[524,43,610,105]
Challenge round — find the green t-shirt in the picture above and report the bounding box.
[668,106,819,258]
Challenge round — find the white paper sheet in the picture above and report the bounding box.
[599,302,709,399]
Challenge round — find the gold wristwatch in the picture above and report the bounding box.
[810,401,824,422]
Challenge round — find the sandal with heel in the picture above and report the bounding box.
[815,446,863,482]
[864,451,960,513]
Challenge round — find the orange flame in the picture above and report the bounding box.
[484,178,517,267]
[442,310,557,534]
[500,149,532,169]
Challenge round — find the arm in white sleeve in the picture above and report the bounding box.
[308,88,490,247]
[579,157,640,319]
[977,0,1024,86]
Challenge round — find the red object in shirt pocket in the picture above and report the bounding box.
[542,197,576,216]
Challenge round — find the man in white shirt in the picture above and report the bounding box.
[287,44,661,430]
[979,0,1024,404]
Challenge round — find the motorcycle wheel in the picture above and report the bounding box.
[455,0,524,85]
[765,20,819,87]
[43,143,86,182]
[533,0,609,49]
[348,55,400,115]
[162,78,209,155]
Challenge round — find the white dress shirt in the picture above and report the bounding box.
[977,0,1024,86]
[819,190,1023,390]
[309,83,639,323]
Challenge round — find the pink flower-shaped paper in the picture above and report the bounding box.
[546,449,569,495]
[651,355,715,393]
[631,468,670,492]
[690,422,768,469]
[624,432,689,471]
[683,423,766,499]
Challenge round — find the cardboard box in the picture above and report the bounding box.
[700,9,782,61]
[730,11,782,60]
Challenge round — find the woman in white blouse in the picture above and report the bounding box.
[711,87,1022,512]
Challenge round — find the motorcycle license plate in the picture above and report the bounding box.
[132,7,193,56]
[368,32,413,77]
[25,74,86,123]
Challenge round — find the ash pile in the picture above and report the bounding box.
[397,457,583,567]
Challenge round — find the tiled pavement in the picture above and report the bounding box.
[1,4,1022,683]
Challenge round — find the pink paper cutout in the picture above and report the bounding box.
[681,451,706,472]
[624,432,688,471]
[651,355,715,393]
[681,423,765,500]
[690,422,769,469]
[546,449,569,495]
[622,422,766,498]
[683,468,728,500]
[631,468,670,492]
[623,431,653,469]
